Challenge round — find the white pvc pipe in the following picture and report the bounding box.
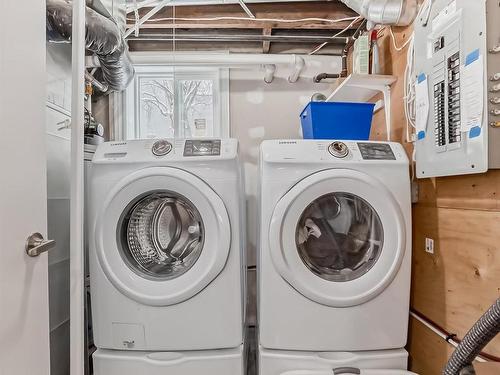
[86,52,307,82]
[70,0,86,374]
[288,54,305,83]
[264,64,276,83]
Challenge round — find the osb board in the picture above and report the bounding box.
[412,205,500,355]
[417,171,500,211]
[407,316,455,375]
[474,363,500,375]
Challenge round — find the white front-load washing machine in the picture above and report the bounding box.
[89,138,245,353]
[258,140,412,352]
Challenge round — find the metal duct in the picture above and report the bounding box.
[46,0,135,92]
[340,0,418,27]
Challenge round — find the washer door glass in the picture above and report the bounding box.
[119,191,204,280]
[296,192,383,282]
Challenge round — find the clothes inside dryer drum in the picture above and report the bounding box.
[296,192,383,282]
[119,191,205,280]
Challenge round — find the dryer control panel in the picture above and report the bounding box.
[261,140,408,164]
[93,139,238,164]
[183,139,221,157]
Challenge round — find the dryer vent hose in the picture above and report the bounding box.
[46,0,135,92]
[443,298,500,375]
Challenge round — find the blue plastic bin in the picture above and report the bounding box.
[300,101,375,140]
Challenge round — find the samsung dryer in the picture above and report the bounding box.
[89,139,245,351]
[258,140,412,352]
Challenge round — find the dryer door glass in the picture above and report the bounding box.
[118,191,205,280]
[296,192,383,282]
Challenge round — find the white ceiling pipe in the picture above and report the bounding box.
[264,64,276,83]
[87,53,307,82]
[340,0,418,28]
[288,54,305,83]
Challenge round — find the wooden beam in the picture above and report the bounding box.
[127,1,359,30]
[262,27,272,53]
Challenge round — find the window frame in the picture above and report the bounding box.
[122,65,230,140]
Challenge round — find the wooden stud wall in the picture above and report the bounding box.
[365,26,500,374]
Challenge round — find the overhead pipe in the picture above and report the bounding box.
[313,19,367,83]
[126,33,349,44]
[47,0,135,92]
[87,52,308,83]
[340,0,418,29]
[85,71,109,93]
[313,73,341,83]
[288,55,305,83]
[264,64,276,84]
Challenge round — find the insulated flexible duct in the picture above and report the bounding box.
[340,0,418,27]
[443,298,500,375]
[46,0,135,92]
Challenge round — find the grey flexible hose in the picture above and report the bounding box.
[47,0,135,92]
[443,298,500,375]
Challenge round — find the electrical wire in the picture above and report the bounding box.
[389,26,413,52]
[410,309,500,363]
[403,34,416,144]
[308,16,362,55]
[402,0,435,146]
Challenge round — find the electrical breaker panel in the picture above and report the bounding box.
[414,0,499,178]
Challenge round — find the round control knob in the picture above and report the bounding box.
[152,140,172,156]
[328,141,349,158]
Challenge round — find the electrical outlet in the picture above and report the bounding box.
[425,238,434,254]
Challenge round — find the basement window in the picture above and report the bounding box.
[123,66,229,140]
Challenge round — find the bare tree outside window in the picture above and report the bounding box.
[180,80,214,138]
[140,78,175,138]
[139,77,214,139]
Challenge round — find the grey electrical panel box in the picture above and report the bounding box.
[414,0,500,178]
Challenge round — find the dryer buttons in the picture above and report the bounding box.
[152,140,172,156]
[328,141,349,158]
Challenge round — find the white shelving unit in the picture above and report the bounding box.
[326,74,397,141]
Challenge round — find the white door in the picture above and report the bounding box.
[269,169,406,307]
[0,1,51,375]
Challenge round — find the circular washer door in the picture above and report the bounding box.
[269,169,406,307]
[95,167,230,306]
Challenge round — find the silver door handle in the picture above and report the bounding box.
[25,232,56,257]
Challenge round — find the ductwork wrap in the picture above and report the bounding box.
[340,0,418,27]
[46,0,135,92]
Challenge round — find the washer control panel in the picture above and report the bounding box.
[183,139,221,157]
[358,142,396,160]
[151,140,173,156]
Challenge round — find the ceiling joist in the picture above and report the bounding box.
[126,1,359,31]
